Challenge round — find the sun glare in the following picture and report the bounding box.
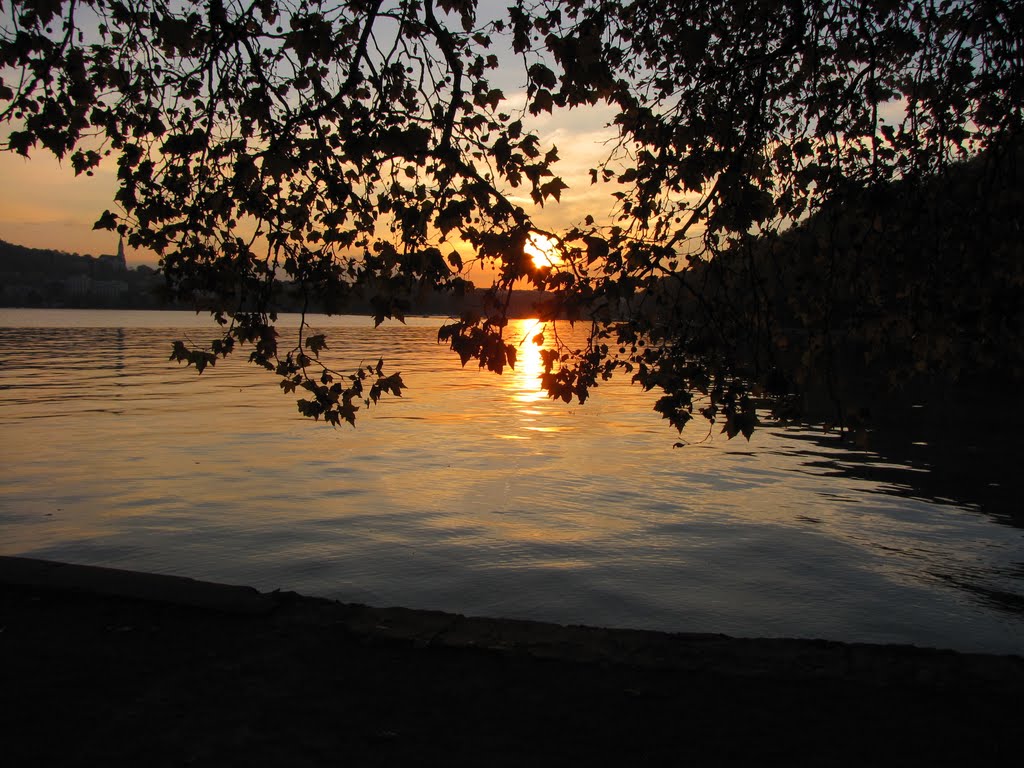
[524,232,562,269]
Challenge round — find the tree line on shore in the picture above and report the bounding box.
[0,238,549,316]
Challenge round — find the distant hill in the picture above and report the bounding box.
[0,239,97,276]
[692,137,1024,426]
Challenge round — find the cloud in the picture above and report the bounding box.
[495,98,626,230]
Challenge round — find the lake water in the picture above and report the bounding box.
[1,308,1022,654]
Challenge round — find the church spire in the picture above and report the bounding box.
[115,235,127,271]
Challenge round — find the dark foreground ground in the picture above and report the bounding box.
[2,557,1022,766]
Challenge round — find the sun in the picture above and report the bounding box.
[524,232,563,269]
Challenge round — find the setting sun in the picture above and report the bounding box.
[524,232,563,270]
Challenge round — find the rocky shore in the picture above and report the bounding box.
[2,556,1021,765]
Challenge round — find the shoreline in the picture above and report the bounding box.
[2,555,1021,685]
[3,556,1023,764]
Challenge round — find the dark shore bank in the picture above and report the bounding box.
[2,557,1021,766]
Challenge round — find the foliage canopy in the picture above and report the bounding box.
[2,0,1021,435]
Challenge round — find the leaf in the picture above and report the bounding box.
[71,150,101,175]
[584,236,609,261]
[338,397,359,426]
[531,89,554,115]
[161,130,207,156]
[8,130,35,156]
[305,334,328,355]
[484,88,503,111]
[541,178,568,202]
[528,63,557,90]
[93,210,118,230]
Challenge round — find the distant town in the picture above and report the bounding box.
[0,238,166,309]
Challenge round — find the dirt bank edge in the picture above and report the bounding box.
[2,554,1020,691]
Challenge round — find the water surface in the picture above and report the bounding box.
[1,308,1021,654]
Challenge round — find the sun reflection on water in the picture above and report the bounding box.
[2,312,1023,653]
[510,322,547,404]
[493,319,571,440]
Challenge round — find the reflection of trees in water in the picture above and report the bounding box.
[777,427,1023,532]
[777,425,1024,619]
[935,575,1024,617]
[75,328,127,374]
[112,328,125,373]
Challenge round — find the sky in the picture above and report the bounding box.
[0,95,620,267]
[0,148,127,257]
[0,1,935,273]
[0,1,621,269]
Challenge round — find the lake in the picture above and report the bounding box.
[1,308,1022,654]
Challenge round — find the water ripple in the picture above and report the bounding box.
[0,310,1022,653]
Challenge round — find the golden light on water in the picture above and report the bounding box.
[492,320,573,440]
[511,321,547,404]
[524,232,563,269]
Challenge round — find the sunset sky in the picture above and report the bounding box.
[0,102,619,268]
[0,0,622,269]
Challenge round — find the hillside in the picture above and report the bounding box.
[679,139,1024,427]
[0,238,163,308]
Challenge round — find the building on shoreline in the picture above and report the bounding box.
[96,236,128,273]
[0,237,160,308]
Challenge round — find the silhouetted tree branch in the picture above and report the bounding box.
[2,0,1020,434]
